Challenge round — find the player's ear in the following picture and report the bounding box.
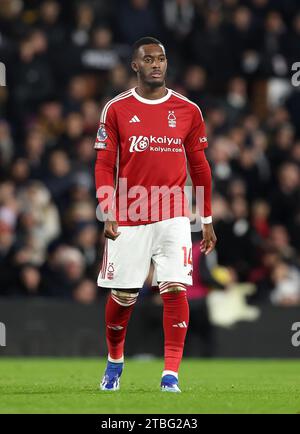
[131,61,138,73]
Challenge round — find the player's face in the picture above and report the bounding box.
[132,44,167,87]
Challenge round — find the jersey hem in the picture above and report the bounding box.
[97,282,144,289]
[116,214,190,226]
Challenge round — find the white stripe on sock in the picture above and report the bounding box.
[108,355,124,363]
[162,370,178,379]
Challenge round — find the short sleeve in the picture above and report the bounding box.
[94,104,119,152]
[184,105,208,153]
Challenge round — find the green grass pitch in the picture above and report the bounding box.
[1,358,300,414]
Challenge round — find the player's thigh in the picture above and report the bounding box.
[152,217,193,284]
[98,225,152,288]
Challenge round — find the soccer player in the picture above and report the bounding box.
[95,37,217,392]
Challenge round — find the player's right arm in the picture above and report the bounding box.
[94,103,120,240]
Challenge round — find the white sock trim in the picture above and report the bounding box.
[111,290,138,307]
[162,370,178,379]
[108,355,124,363]
[201,216,212,224]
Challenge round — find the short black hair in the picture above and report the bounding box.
[132,37,165,59]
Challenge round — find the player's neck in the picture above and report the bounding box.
[135,84,167,100]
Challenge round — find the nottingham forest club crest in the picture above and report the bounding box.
[168,111,176,128]
[107,263,115,280]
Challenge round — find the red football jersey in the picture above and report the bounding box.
[95,88,211,226]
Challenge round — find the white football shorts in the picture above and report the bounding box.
[98,217,193,289]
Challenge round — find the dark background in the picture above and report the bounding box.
[1,0,300,357]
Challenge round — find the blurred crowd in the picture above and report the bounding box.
[0,0,300,306]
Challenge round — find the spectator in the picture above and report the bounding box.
[13,264,44,297]
[37,99,64,145]
[38,1,66,51]
[270,162,300,242]
[270,261,300,306]
[115,0,162,45]
[42,245,85,297]
[23,128,48,179]
[10,158,31,187]
[163,0,195,41]
[17,181,61,260]
[73,279,98,304]
[261,11,287,77]
[251,199,270,239]
[0,120,14,171]
[81,100,100,135]
[72,221,98,270]
[44,150,73,209]
[80,26,126,72]
[222,77,250,126]
[71,2,95,47]
[183,65,212,108]
[11,30,55,124]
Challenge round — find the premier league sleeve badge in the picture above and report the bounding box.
[94,124,108,149]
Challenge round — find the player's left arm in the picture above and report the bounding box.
[184,105,217,255]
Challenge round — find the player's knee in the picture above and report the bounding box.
[111,289,139,306]
[158,282,186,295]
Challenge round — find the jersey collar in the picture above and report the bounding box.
[131,87,172,104]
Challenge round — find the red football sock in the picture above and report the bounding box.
[161,291,189,374]
[105,294,135,361]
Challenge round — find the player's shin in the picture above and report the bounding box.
[159,283,189,377]
[105,290,138,362]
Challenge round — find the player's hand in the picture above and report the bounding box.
[104,220,121,241]
[200,223,217,255]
